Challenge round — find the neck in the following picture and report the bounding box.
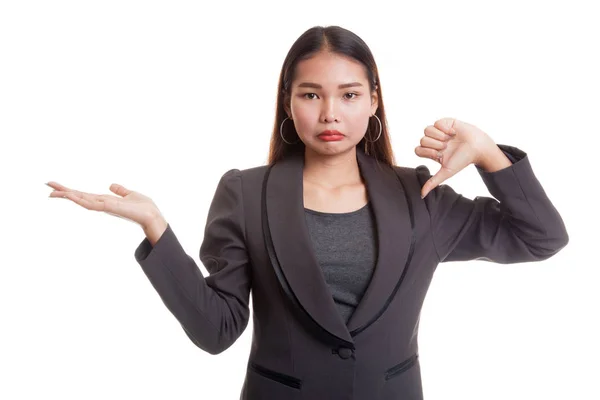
[302,146,362,189]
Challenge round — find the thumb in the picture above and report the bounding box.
[109,183,132,197]
[434,117,459,135]
[421,168,453,199]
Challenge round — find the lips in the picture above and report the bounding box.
[318,130,344,137]
[318,130,344,142]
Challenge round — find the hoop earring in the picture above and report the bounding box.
[364,114,382,143]
[280,117,300,145]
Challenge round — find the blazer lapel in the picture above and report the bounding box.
[346,149,415,334]
[262,146,415,346]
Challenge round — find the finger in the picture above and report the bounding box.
[421,166,457,198]
[48,190,73,198]
[58,191,110,212]
[82,195,123,214]
[433,118,458,135]
[414,146,444,162]
[46,181,86,197]
[421,174,439,199]
[46,182,74,192]
[109,184,132,197]
[61,192,99,210]
[421,175,439,199]
[420,136,447,151]
[49,187,120,206]
[424,125,454,140]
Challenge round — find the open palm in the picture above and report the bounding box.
[47,181,160,228]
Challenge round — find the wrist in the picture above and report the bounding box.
[474,145,512,172]
[145,211,167,230]
[143,206,166,228]
[143,214,168,246]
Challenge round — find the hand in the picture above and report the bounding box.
[47,181,163,229]
[414,117,496,199]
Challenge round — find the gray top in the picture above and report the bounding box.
[304,202,377,325]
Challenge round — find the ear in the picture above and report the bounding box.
[283,92,292,119]
[370,88,378,116]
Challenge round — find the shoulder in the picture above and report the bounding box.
[218,165,269,180]
[230,165,269,186]
[392,164,431,189]
[214,165,269,197]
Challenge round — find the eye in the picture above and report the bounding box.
[301,92,359,100]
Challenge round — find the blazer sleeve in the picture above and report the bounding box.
[133,169,251,355]
[416,144,569,263]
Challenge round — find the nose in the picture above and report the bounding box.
[323,114,339,123]
[321,98,340,123]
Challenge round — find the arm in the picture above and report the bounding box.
[134,169,251,354]
[417,144,569,263]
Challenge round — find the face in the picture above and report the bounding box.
[284,51,378,157]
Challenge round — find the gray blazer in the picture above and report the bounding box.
[134,144,568,400]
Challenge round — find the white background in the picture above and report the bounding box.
[2,0,597,399]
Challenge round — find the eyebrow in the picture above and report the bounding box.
[297,82,364,89]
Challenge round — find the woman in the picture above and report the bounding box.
[47,26,569,400]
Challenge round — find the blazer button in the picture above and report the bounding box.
[337,347,353,360]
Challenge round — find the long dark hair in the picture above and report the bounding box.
[267,25,396,167]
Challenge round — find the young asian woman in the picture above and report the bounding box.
[48,25,569,400]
